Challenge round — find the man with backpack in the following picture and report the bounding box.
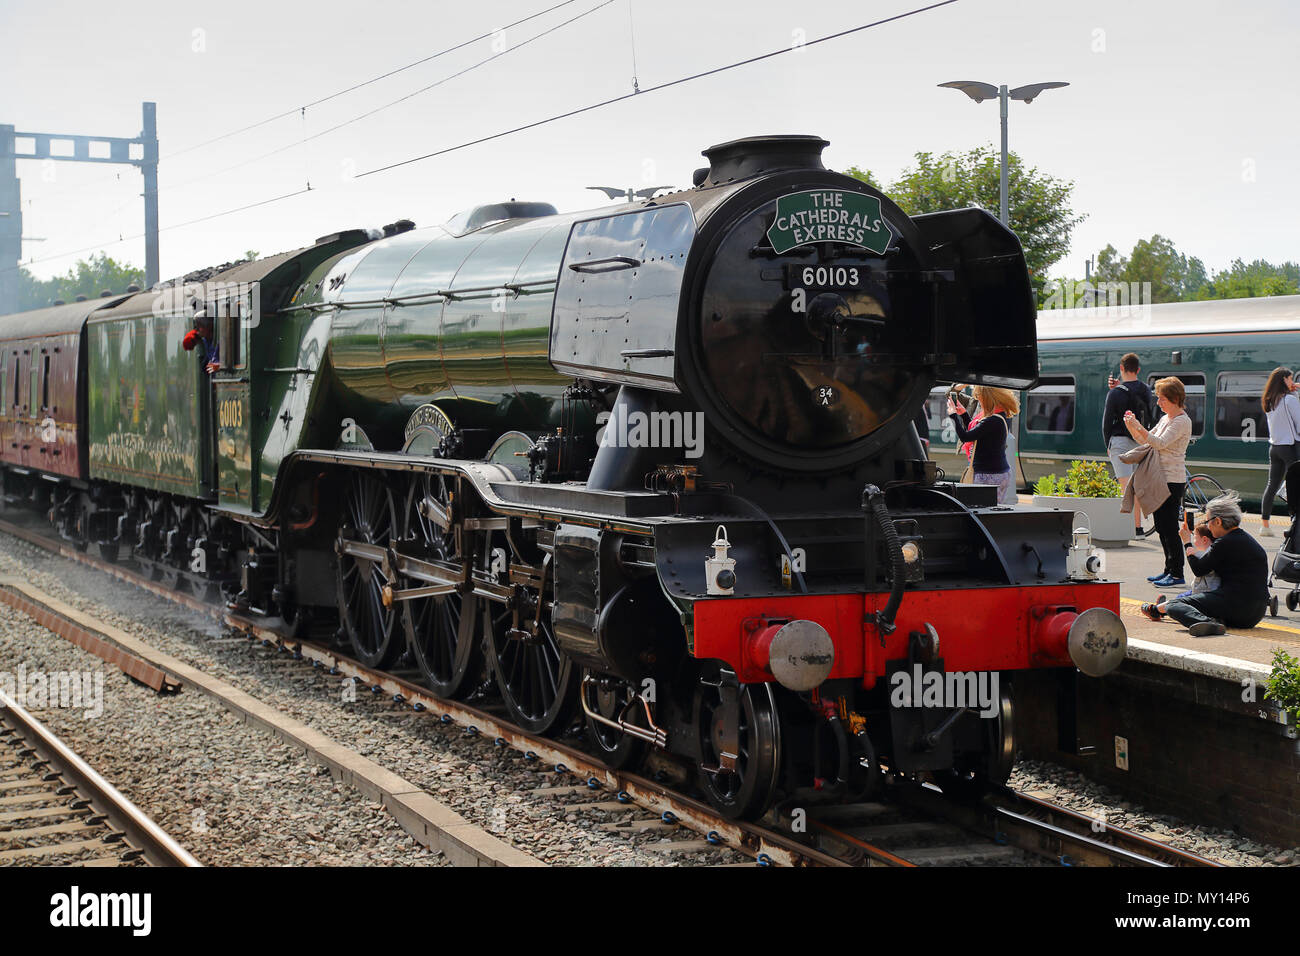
[1104,353,1157,535]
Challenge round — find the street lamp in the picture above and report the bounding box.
[937,80,1069,225]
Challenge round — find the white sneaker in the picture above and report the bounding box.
[1261,526,1275,537]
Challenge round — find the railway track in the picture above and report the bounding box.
[800,781,1219,867]
[0,689,198,867]
[0,512,1220,868]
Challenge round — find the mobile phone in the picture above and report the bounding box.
[1184,509,1196,531]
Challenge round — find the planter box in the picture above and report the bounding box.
[1032,495,1134,546]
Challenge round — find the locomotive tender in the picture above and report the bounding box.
[0,135,1126,818]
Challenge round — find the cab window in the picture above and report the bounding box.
[1215,371,1269,442]
[217,300,242,371]
[1025,376,1075,434]
[1149,373,1205,438]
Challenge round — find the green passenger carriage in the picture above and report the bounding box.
[924,294,1300,507]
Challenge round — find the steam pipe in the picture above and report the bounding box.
[862,484,904,635]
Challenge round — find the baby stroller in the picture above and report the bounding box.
[1268,461,1300,612]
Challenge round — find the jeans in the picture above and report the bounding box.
[1165,589,1267,630]
[1261,442,1299,521]
[1153,482,1185,577]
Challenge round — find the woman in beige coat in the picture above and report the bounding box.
[1124,377,1193,587]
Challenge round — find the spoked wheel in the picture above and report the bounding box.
[151,500,184,590]
[403,474,480,698]
[1138,473,1226,537]
[484,553,578,735]
[694,669,781,820]
[582,670,647,771]
[1183,473,1225,520]
[932,683,1016,804]
[336,473,402,669]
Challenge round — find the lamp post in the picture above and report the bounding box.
[937,81,1069,225]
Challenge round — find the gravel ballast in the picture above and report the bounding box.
[1009,760,1297,866]
[0,531,741,866]
[0,600,443,866]
[8,525,1290,868]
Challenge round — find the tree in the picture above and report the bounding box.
[1124,235,1188,303]
[1054,237,1295,308]
[844,146,1085,290]
[16,253,145,311]
[1196,259,1300,300]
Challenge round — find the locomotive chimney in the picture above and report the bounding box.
[700,134,829,186]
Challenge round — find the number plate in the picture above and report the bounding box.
[785,263,868,291]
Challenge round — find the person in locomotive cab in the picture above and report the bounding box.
[182,310,220,374]
[947,385,1020,503]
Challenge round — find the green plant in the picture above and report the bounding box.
[1033,460,1123,498]
[1263,648,1300,731]
[1064,459,1123,498]
[1033,474,1061,496]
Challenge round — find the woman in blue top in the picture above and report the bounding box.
[947,385,1020,503]
[1260,367,1300,536]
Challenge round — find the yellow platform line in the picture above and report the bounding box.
[1118,596,1300,645]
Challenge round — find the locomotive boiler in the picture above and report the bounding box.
[0,134,1126,820]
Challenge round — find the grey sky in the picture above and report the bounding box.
[3,0,1296,282]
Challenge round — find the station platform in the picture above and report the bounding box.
[1023,499,1300,673]
[1011,503,1298,848]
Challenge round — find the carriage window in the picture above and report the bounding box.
[42,355,50,411]
[1025,376,1075,433]
[30,357,38,417]
[1215,371,1270,442]
[11,355,18,409]
[1149,373,1205,438]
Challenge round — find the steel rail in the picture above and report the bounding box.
[0,690,200,867]
[0,512,1220,868]
[0,514,842,868]
[990,787,1221,867]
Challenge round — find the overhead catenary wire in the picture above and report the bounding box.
[17,0,588,207]
[627,0,640,93]
[356,0,959,178]
[5,0,959,278]
[163,0,588,161]
[6,188,314,277]
[155,0,616,197]
[9,0,617,275]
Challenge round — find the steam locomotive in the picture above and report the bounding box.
[0,135,1126,819]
